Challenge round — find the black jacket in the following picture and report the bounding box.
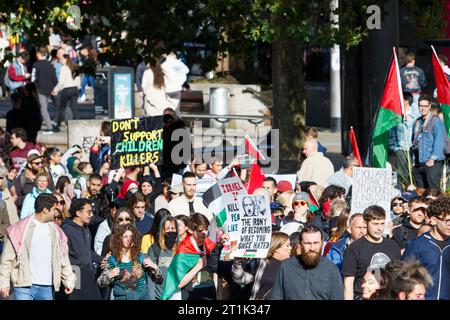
[32,60,58,96]
[308,211,330,239]
[392,217,419,249]
[61,219,103,300]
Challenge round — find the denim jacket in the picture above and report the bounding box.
[389,108,419,151]
[411,114,446,164]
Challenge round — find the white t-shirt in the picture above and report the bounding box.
[30,219,53,285]
[49,164,67,186]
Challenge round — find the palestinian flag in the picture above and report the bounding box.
[307,189,320,212]
[371,47,404,168]
[244,135,266,160]
[431,46,450,137]
[245,162,265,194]
[203,183,227,228]
[160,234,216,300]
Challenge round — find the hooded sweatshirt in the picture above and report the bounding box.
[392,216,420,249]
[61,218,103,300]
[20,187,52,219]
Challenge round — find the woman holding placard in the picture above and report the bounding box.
[231,232,291,300]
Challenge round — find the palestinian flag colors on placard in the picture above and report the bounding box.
[160,234,216,300]
[202,183,227,228]
[431,45,450,137]
[371,47,404,168]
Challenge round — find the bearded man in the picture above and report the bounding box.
[268,225,344,300]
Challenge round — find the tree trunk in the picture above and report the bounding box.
[271,19,305,160]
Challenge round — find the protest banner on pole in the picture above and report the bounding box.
[351,167,392,219]
[110,116,164,169]
[234,194,272,259]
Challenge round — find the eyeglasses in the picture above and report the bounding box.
[59,200,66,206]
[435,216,450,225]
[31,161,43,166]
[392,202,403,207]
[412,207,426,213]
[118,217,131,222]
[54,215,63,221]
[293,200,308,207]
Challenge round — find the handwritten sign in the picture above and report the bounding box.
[234,194,272,259]
[111,116,163,169]
[351,167,392,219]
[217,178,247,242]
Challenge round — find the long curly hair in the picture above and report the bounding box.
[110,224,142,263]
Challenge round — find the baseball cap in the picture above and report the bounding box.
[292,192,310,205]
[400,190,419,202]
[270,201,283,211]
[27,149,43,163]
[276,180,293,193]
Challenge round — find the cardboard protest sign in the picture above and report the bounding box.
[351,167,392,219]
[218,178,247,241]
[111,116,163,169]
[171,174,182,188]
[234,194,272,259]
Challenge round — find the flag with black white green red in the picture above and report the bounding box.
[431,45,450,137]
[371,47,404,168]
[160,234,216,300]
[202,177,247,241]
[202,182,227,227]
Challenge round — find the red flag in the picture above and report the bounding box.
[244,135,266,160]
[431,46,450,137]
[245,162,265,194]
[349,126,363,167]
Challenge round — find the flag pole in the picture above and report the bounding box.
[367,50,395,167]
[393,47,414,187]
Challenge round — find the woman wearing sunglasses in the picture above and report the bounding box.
[390,196,406,227]
[53,192,71,219]
[101,208,136,257]
[280,192,311,234]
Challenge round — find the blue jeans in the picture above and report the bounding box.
[14,285,54,300]
[79,75,94,96]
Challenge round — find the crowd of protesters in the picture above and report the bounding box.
[0,35,449,300]
[0,116,447,301]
